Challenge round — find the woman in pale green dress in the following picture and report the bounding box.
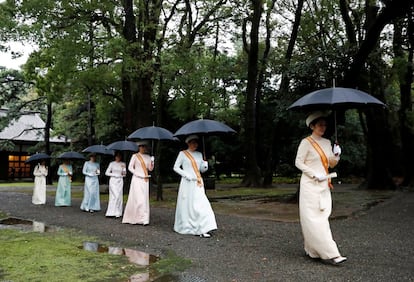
[55,159,72,206]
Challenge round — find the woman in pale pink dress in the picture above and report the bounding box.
[122,141,154,225]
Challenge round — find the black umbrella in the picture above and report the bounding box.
[174,119,236,159]
[288,87,386,142]
[25,153,51,164]
[82,144,114,156]
[128,126,176,141]
[107,140,138,152]
[128,125,177,155]
[174,119,236,137]
[57,151,86,160]
[287,87,386,111]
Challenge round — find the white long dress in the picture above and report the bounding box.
[173,150,217,235]
[32,164,48,205]
[122,153,153,224]
[295,135,342,260]
[105,160,126,217]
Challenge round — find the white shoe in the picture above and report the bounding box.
[333,256,347,264]
[199,233,211,238]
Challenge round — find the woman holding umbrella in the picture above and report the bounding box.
[80,153,101,213]
[294,111,346,265]
[32,160,48,205]
[55,159,73,207]
[173,135,217,238]
[122,141,154,225]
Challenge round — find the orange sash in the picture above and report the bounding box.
[136,153,149,182]
[306,136,333,189]
[182,150,203,187]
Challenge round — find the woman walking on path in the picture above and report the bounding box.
[295,111,346,265]
[173,135,217,238]
[122,141,154,225]
[80,153,101,213]
[105,152,126,218]
[55,159,72,206]
[32,160,48,205]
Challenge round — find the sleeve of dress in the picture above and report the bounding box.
[57,165,67,176]
[295,139,317,178]
[33,165,42,177]
[173,152,188,178]
[128,155,136,175]
[43,166,48,177]
[82,162,94,177]
[105,162,114,177]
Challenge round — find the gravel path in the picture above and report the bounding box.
[1,188,414,282]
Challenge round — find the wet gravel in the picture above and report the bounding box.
[0,188,414,281]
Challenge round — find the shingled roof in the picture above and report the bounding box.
[0,109,67,143]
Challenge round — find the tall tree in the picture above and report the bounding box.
[342,0,414,189]
[241,0,263,186]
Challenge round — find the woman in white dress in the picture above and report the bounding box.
[173,135,217,238]
[122,141,154,225]
[105,152,126,218]
[32,160,48,205]
[295,111,346,265]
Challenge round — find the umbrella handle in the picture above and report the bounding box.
[334,111,338,143]
[202,136,206,160]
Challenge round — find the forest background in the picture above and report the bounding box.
[0,0,413,190]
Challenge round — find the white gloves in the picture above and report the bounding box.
[315,174,327,181]
[333,144,342,156]
[150,156,155,162]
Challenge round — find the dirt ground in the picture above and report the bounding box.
[0,183,412,282]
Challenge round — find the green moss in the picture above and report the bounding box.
[152,250,192,274]
[0,229,143,281]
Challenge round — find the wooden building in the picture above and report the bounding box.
[0,109,68,180]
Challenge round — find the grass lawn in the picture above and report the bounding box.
[0,228,145,281]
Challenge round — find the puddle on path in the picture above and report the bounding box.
[80,242,184,282]
[80,241,159,266]
[0,217,59,232]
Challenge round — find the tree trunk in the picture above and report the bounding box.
[343,0,412,189]
[241,0,263,187]
[395,10,414,186]
[257,0,275,187]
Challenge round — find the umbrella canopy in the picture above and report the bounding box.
[107,140,138,152]
[288,87,386,142]
[287,87,386,111]
[57,151,86,160]
[25,153,51,164]
[82,144,114,155]
[128,126,176,141]
[174,119,236,137]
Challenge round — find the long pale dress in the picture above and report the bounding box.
[105,161,126,217]
[295,135,342,260]
[55,164,72,206]
[173,150,217,235]
[122,153,153,224]
[80,161,101,212]
[32,164,48,205]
